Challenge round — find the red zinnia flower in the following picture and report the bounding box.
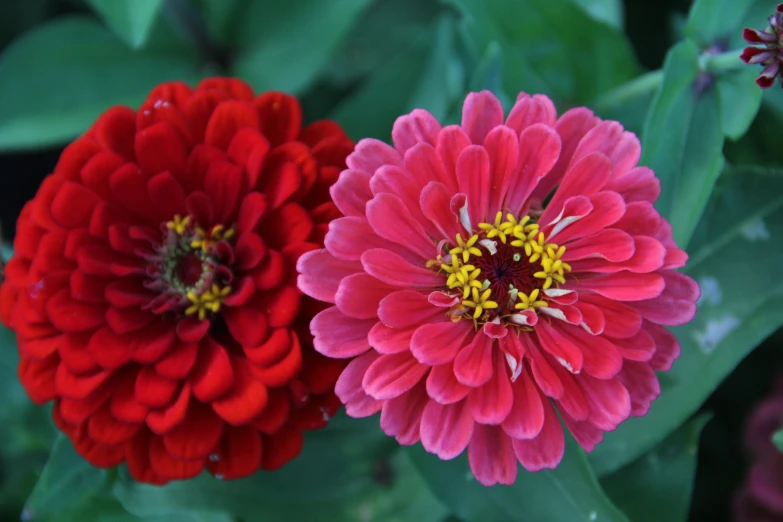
[0,78,353,484]
[298,91,700,486]
[741,3,783,88]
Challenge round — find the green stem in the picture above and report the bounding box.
[593,48,746,113]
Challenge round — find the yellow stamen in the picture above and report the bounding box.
[185,284,232,320]
[166,215,191,235]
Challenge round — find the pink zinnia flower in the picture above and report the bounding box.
[297,91,700,486]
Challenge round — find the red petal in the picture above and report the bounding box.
[47,289,106,332]
[88,326,133,369]
[502,371,545,439]
[149,434,203,480]
[254,92,302,147]
[155,342,198,380]
[190,339,234,402]
[212,358,269,425]
[146,382,191,434]
[87,406,142,445]
[513,396,565,471]
[205,100,260,150]
[362,351,428,401]
[163,400,224,460]
[208,425,263,479]
[453,332,494,387]
[247,331,302,387]
[135,367,179,408]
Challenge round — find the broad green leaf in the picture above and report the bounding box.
[446,0,638,105]
[716,67,763,140]
[0,16,203,152]
[685,0,755,46]
[591,166,783,475]
[325,0,448,86]
[640,40,725,248]
[572,0,624,28]
[230,0,373,94]
[468,41,510,107]
[773,430,783,454]
[330,16,458,141]
[46,496,234,522]
[86,0,164,49]
[0,0,50,49]
[23,434,109,519]
[592,70,661,136]
[191,0,242,47]
[115,414,439,521]
[602,416,710,522]
[408,435,629,522]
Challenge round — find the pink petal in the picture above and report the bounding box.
[513,396,565,471]
[551,364,590,421]
[410,320,472,366]
[368,322,415,354]
[456,145,491,228]
[370,164,436,238]
[297,249,362,303]
[534,321,584,375]
[330,169,373,217]
[327,217,422,264]
[366,193,436,260]
[505,93,557,133]
[573,301,605,335]
[453,331,495,387]
[335,272,394,319]
[482,125,519,218]
[392,109,442,153]
[420,399,474,459]
[613,201,661,236]
[502,371,545,439]
[420,182,463,241]
[571,236,665,274]
[540,152,612,227]
[363,351,429,400]
[504,124,562,216]
[549,191,625,244]
[646,321,681,371]
[336,351,383,417]
[426,362,472,404]
[436,125,471,183]
[347,138,403,173]
[617,360,660,417]
[630,271,699,325]
[606,166,660,203]
[380,381,429,445]
[523,335,564,399]
[559,324,623,379]
[361,248,442,288]
[311,306,375,358]
[570,272,664,301]
[562,411,604,452]
[541,195,593,241]
[578,294,642,339]
[461,91,504,144]
[611,328,656,362]
[468,424,518,486]
[531,107,599,202]
[579,375,631,431]
[405,142,456,194]
[570,121,641,178]
[468,350,513,424]
[378,290,442,328]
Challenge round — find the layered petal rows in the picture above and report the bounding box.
[298,90,700,486]
[1,78,353,483]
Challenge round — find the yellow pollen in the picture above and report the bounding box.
[514,289,548,310]
[462,287,499,319]
[191,224,236,251]
[167,215,191,235]
[449,233,482,263]
[185,284,232,320]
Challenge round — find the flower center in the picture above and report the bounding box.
[432,211,572,325]
[147,215,236,320]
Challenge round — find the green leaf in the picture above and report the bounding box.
[773,430,783,454]
[572,0,624,29]
[0,0,50,49]
[409,435,629,522]
[23,434,109,519]
[229,0,373,94]
[592,71,661,136]
[325,0,448,87]
[0,16,203,152]
[330,16,458,141]
[640,40,725,248]
[115,414,439,521]
[468,41,510,106]
[685,0,756,46]
[590,166,783,476]
[602,416,710,522]
[46,496,234,522]
[715,67,763,140]
[446,0,638,105]
[86,0,164,49]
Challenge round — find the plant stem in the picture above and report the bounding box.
[593,48,746,113]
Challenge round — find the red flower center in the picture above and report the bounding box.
[176,254,206,287]
[472,241,537,311]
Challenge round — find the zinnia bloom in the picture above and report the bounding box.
[298,90,699,486]
[741,4,783,88]
[0,78,352,484]
[734,378,783,522]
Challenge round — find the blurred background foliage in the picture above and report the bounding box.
[0,0,782,521]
